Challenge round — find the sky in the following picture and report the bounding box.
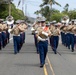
[13,0,76,18]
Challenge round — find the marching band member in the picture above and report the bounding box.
[31,19,41,54]
[71,25,76,52]
[60,23,65,45]
[49,21,55,49]
[66,23,74,49]
[72,26,76,49]
[19,23,27,49]
[52,23,60,54]
[69,20,75,52]
[35,17,51,68]
[22,23,28,43]
[10,23,21,54]
[0,23,3,50]
[10,21,27,54]
[2,22,8,48]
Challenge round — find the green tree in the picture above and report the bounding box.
[62,3,69,14]
[34,10,40,17]
[40,0,61,13]
[51,12,65,22]
[0,3,25,20]
[35,7,60,21]
[37,0,61,21]
[68,9,76,20]
[0,0,13,4]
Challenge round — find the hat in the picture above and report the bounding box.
[16,20,22,24]
[50,20,56,24]
[57,22,61,26]
[2,21,7,24]
[37,17,46,22]
[54,23,58,26]
[46,23,50,26]
[0,19,4,23]
[68,21,71,25]
[50,22,53,24]
[52,20,56,23]
[71,19,75,22]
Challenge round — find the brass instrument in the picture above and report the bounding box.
[67,25,74,31]
[61,15,69,25]
[6,16,14,25]
[37,27,50,39]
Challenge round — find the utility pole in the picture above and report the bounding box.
[25,4,27,16]
[9,0,11,16]
[22,0,24,12]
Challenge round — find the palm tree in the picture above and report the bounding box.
[34,10,40,17]
[63,3,69,12]
[40,0,61,19]
[40,0,61,9]
[40,0,61,16]
[49,0,61,10]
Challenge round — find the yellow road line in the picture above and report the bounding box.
[44,65,48,75]
[47,56,55,75]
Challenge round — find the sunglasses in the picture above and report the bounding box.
[41,21,45,23]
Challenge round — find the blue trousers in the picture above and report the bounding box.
[23,32,25,43]
[53,36,59,53]
[6,30,10,43]
[38,40,48,65]
[34,34,39,53]
[20,33,24,45]
[61,32,64,44]
[49,36,54,50]
[66,33,70,49]
[63,33,66,46]
[13,36,20,54]
[2,32,7,48]
[74,35,76,44]
[0,33,2,50]
[70,34,74,51]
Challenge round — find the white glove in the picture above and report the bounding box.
[35,31,38,34]
[42,31,48,37]
[8,29,12,33]
[31,27,35,31]
[38,36,46,41]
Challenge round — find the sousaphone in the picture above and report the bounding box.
[61,15,69,25]
[6,16,14,25]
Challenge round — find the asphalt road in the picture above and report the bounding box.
[0,27,76,75]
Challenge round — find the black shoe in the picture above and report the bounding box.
[37,51,39,54]
[14,52,17,54]
[0,48,1,50]
[18,50,20,53]
[72,49,74,52]
[54,51,57,54]
[3,46,5,48]
[40,64,44,68]
[68,47,70,49]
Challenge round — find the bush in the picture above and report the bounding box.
[51,13,66,22]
